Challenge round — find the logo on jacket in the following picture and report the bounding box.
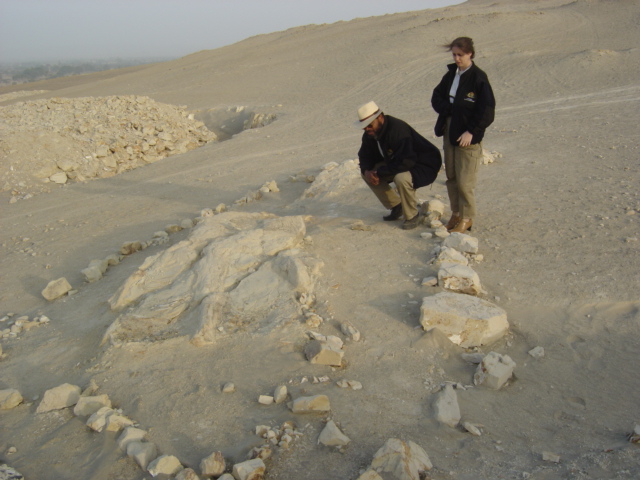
[464,92,476,102]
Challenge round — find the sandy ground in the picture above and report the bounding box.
[0,0,639,479]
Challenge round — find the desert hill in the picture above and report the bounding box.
[0,0,639,479]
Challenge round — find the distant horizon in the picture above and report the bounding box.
[0,0,462,63]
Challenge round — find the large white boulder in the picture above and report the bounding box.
[420,292,509,347]
[369,438,432,480]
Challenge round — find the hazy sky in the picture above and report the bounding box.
[0,0,461,63]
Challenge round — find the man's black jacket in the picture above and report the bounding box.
[358,115,441,189]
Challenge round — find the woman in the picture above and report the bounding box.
[431,37,495,233]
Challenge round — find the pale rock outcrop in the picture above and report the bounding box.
[437,263,482,296]
[147,455,183,476]
[443,232,479,254]
[368,438,432,480]
[73,394,112,416]
[474,352,516,389]
[290,395,331,413]
[37,383,81,413]
[291,160,361,207]
[0,389,23,410]
[433,384,461,427]
[0,464,23,480]
[103,212,322,345]
[318,420,351,446]
[232,458,265,480]
[127,441,157,470]
[200,451,225,477]
[41,277,72,301]
[420,292,509,347]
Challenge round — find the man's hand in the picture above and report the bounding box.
[364,170,380,186]
[457,131,473,147]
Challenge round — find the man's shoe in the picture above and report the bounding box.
[445,214,461,231]
[383,204,403,221]
[402,215,419,230]
[450,218,473,233]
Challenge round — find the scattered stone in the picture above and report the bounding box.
[148,455,183,477]
[105,413,134,432]
[118,427,148,450]
[420,292,509,347]
[425,199,445,217]
[336,379,362,390]
[175,468,201,480]
[356,471,384,480]
[541,451,560,463]
[120,241,142,255]
[305,336,344,366]
[127,441,157,470]
[274,385,288,404]
[290,395,331,413]
[421,276,438,287]
[200,451,225,477]
[181,218,195,229]
[433,383,460,427]
[340,321,361,342]
[443,232,479,254]
[462,422,483,436]
[304,312,323,328]
[420,232,433,239]
[0,389,23,410]
[437,263,482,296]
[628,424,640,443]
[86,406,115,432]
[528,346,545,358]
[81,379,99,396]
[258,395,274,405]
[318,420,351,446]
[81,265,103,283]
[105,253,121,266]
[435,246,469,266]
[461,353,485,364]
[474,352,516,390]
[222,382,236,394]
[369,438,432,480]
[73,394,112,416]
[89,258,109,274]
[218,475,234,480]
[41,277,72,301]
[0,464,23,480]
[232,458,265,480]
[36,383,81,413]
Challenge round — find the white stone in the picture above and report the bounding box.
[36,383,81,413]
[50,172,68,184]
[318,420,351,446]
[41,277,72,301]
[305,338,344,366]
[462,422,483,436]
[86,406,115,432]
[258,395,274,405]
[89,258,109,274]
[528,346,545,358]
[542,451,560,463]
[120,241,142,255]
[105,413,134,432]
[0,389,23,410]
[433,384,460,427]
[222,382,235,393]
[73,394,112,416]
[438,263,482,295]
[81,265,103,283]
[274,385,288,404]
[474,352,516,389]
[443,232,479,254]
[356,471,384,480]
[148,455,183,476]
[420,292,509,347]
[421,276,437,287]
[200,451,225,477]
[435,246,468,266]
[290,395,331,413]
[175,468,201,480]
[127,441,157,470]
[369,438,432,480]
[340,321,360,342]
[232,458,265,480]
[118,427,148,450]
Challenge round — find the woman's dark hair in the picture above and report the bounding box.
[444,37,475,59]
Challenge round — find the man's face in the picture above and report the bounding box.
[364,115,383,137]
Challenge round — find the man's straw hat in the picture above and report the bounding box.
[355,101,382,128]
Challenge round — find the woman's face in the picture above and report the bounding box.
[451,46,473,70]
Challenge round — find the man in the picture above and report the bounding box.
[356,101,442,230]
